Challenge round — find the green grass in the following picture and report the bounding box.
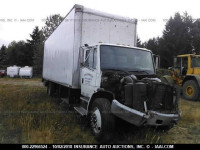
[0,78,95,144]
[0,78,200,144]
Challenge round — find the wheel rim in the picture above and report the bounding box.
[185,85,194,97]
[91,107,102,134]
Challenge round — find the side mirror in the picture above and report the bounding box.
[153,55,160,69]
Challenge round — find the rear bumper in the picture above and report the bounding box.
[111,100,180,126]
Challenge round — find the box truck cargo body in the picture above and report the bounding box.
[43,4,137,89]
[43,4,180,142]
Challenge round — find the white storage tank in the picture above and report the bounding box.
[19,66,33,78]
[7,65,20,78]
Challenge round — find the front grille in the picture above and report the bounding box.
[124,81,177,113]
[124,82,146,112]
[147,82,176,112]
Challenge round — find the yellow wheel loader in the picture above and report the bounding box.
[162,54,200,101]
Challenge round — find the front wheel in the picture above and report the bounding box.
[90,98,115,142]
[183,80,199,101]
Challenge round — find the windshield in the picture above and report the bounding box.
[191,56,200,67]
[100,45,155,74]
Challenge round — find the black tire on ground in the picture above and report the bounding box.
[183,80,199,101]
[90,98,115,142]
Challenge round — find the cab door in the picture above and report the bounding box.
[81,47,100,98]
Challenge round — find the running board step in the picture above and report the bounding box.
[74,107,88,116]
[80,96,89,103]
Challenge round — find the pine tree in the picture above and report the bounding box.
[33,40,44,76]
[0,45,7,65]
[42,14,64,39]
[144,37,160,55]
[136,36,144,48]
[29,27,45,76]
[27,26,43,66]
[160,12,193,67]
[191,19,200,54]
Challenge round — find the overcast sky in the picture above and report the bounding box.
[0,0,200,47]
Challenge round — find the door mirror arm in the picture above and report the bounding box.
[80,62,85,67]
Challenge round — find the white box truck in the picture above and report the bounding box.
[43,4,180,141]
[7,65,20,78]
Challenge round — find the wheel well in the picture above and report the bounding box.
[88,91,114,111]
[183,76,197,86]
[43,80,49,87]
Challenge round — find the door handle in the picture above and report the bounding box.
[82,78,84,83]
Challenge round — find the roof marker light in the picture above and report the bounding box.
[75,8,82,12]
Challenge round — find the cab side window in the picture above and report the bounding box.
[93,49,97,69]
[182,57,188,68]
[85,48,97,69]
[85,50,93,68]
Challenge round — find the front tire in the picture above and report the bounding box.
[90,98,115,142]
[183,80,199,101]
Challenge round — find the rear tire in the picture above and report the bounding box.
[183,80,199,101]
[90,98,115,142]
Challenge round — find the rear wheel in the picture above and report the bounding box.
[183,80,199,101]
[90,98,115,142]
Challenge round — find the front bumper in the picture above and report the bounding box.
[111,100,180,126]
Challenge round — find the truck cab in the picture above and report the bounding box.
[76,43,180,141]
[81,43,155,97]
